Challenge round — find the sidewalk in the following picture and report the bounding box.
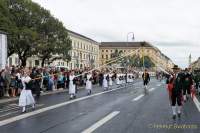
[0,84,99,105]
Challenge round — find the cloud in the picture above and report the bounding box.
[32,0,200,68]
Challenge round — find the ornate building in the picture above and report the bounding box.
[99,42,174,70]
[8,30,100,69]
[190,57,200,69]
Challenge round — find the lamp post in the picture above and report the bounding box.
[141,42,145,70]
[126,32,134,86]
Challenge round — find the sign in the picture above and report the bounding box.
[0,32,7,69]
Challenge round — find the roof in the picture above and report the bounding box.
[100,42,153,48]
[67,30,98,44]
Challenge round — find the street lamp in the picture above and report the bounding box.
[126,32,134,84]
[141,42,145,70]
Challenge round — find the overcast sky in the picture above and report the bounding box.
[32,0,200,68]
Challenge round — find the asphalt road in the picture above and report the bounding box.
[0,79,200,133]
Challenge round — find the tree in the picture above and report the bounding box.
[0,0,72,67]
[36,13,72,67]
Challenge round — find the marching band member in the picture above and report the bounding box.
[19,69,35,113]
[85,72,93,95]
[68,71,77,99]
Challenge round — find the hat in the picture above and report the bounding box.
[172,65,179,70]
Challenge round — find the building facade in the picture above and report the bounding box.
[99,42,174,71]
[190,57,200,69]
[8,30,100,69]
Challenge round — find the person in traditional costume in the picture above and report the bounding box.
[85,72,93,95]
[182,68,193,102]
[167,65,183,120]
[68,71,77,99]
[19,69,35,113]
[142,69,150,94]
[108,73,113,89]
[103,72,109,91]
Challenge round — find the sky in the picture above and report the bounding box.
[32,0,200,68]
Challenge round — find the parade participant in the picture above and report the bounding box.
[108,72,113,89]
[183,68,193,102]
[142,69,150,94]
[103,72,109,91]
[116,71,120,85]
[99,71,104,87]
[19,69,35,113]
[127,71,133,83]
[168,65,183,119]
[34,69,42,100]
[68,71,77,99]
[85,72,93,95]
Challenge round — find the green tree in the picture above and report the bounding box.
[36,13,71,66]
[0,0,71,67]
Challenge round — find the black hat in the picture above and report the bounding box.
[172,65,179,70]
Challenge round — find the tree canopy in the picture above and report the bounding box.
[0,0,71,67]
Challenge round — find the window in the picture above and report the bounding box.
[102,55,104,59]
[9,57,12,66]
[111,50,112,52]
[106,55,108,59]
[35,60,40,66]
[15,58,18,65]
[102,50,104,52]
[106,50,108,52]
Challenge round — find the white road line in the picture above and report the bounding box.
[193,96,200,112]
[0,87,124,126]
[0,104,44,118]
[149,88,156,92]
[156,84,161,87]
[132,94,144,101]
[82,111,120,133]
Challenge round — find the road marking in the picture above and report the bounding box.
[149,88,156,92]
[157,84,161,87]
[0,104,44,118]
[0,86,126,126]
[82,111,120,133]
[132,94,144,101]
[193,96,200,112]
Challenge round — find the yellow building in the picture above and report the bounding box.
[190,57,200,69]
[99,42,174,70]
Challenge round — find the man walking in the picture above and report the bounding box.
[142,69,150,94]
[168,65,183,120]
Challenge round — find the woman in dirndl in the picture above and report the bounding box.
[68,71,77,99]
[108,73,113,89]
[103,73,109,91]
[19,69,35,113]
[85,72,93,95]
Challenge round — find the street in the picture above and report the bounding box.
[0,79,200,133]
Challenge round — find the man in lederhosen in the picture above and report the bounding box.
[182,68,193,102]
[142,69,150,94]
[168,65,184,119]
